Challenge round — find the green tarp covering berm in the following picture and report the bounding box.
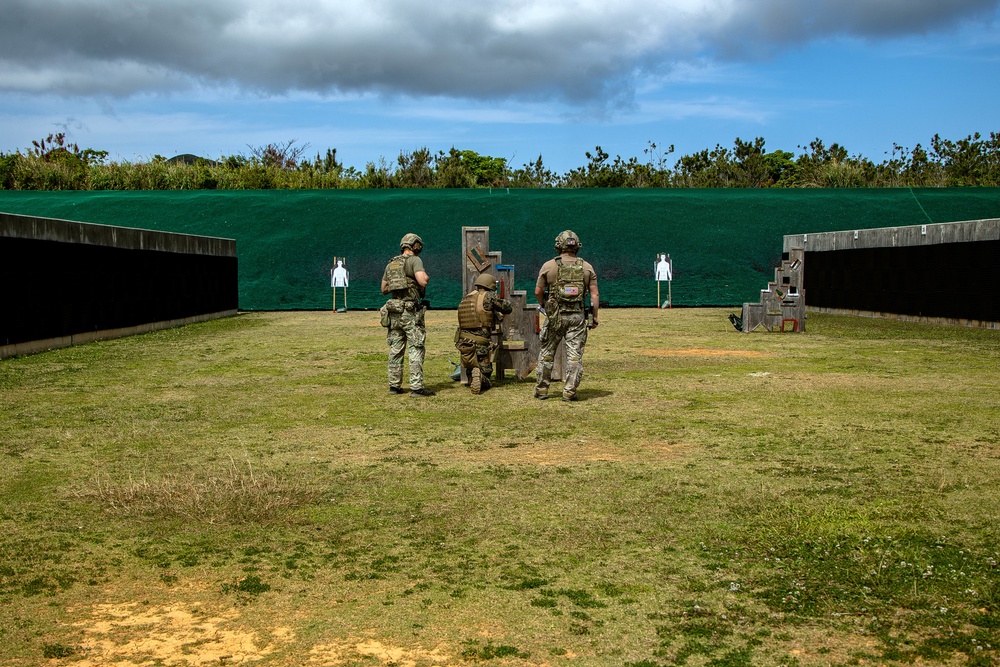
[2,188,999,310]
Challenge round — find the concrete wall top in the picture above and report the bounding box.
[783,218,1000,253]
[0,211,236,257]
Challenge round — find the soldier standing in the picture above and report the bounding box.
[455,273,513,394]
[534,230,599,401]
[381,233,435,396]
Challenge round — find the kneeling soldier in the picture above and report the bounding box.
[455,273,513,394]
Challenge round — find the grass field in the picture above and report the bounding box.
[1,308,999,666]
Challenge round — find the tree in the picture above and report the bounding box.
[394,147,434,188]
[564,146,644,187]
[359,157,392,188]
[642,141,674,187]
[433,148,477,188]
[931,132,1000,186]
[309,148,341,175]
[731,137,771,188]
[247,140,309,169]
[510,154,556,188]
[457,150,509,187]
[762,149,797,187]
[794,139,871,188]
[673,144,733,187]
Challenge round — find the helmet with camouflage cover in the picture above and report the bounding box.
[554,230,581,253]
[474,273,497,291]
[400,233,424,254]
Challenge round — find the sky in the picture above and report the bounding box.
[1,0,999,175]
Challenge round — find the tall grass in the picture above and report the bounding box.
[1,154,356,190]
[82,456,320,524]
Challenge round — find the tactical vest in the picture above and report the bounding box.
[384,255,419,300]
[553,256,585,311]
[458,290,492,329]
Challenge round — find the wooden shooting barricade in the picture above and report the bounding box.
[460,226,565,383]
[738,247,805,333]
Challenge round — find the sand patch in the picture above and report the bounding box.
[641,348,772,358]
[70,601,293,665]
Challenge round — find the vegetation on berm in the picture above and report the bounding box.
[2,131,999,190]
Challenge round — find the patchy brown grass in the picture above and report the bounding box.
[78,457,322,525]
[307,639,453,666]
[640,347,774,357]
[3,308,999,667]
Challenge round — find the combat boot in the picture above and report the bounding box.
[470,367,482,394]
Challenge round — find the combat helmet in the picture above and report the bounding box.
[400,233,424,254]
[554,230,581,253]
[474,273,497,290]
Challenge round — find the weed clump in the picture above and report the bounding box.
[222,575,271,603]
[42,643,76,658]
[460,640,529,661]
[82,457,320,525]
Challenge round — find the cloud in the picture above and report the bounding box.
[708,0,1000,56]
[1,0,997,105]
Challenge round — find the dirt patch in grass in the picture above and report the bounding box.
[68,600,293,665]
[276,425,694,468]
[307,431,693,467]
[481,440,693,466]
[640,348,774,358]
[770,623,884,667]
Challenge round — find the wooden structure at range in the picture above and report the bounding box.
[460,226,565,383]
[737,246,806,333]
[737,218,1000,332]
[788,218,1000,328]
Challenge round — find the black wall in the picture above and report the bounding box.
[2,235,238,347]
[804,240,1000,321]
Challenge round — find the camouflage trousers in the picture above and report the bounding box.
[387,308,426,390]
[455,334,494,378]
[535,309,588,397]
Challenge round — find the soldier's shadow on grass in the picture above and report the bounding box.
[574,389,612,401]
[436,381,612,401]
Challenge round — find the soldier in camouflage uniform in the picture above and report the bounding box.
[381,233,435,396]
[455,273,513,394]
[534,230,599,402]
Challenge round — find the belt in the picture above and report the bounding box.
[458,332,491,345]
